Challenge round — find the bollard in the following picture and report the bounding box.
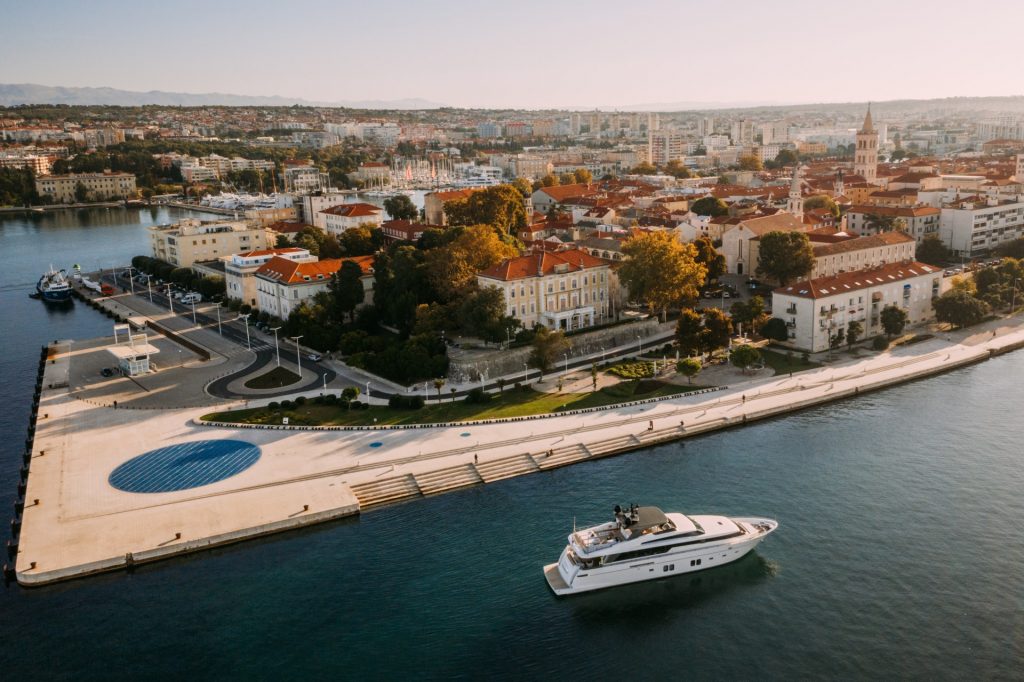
[17,481,26,497]
[11,519,21,536]
[6,540,17,560]
[2,564,14,583]
[14,500,23,515]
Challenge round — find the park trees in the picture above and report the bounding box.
[509,177,533,198]
[676,357,702,384]
[664,160,692,179]
[729,295,768,337]
[337,226,382,256]
[529,326,569,379]
[443,184,528,234]
[701,307,733,352]
[690,196,728,217]
[619,231,707,320]
[916,234,951,266]
[756,231,814,285]
[880,304,908,338]
[761,317,789,342]
[865,213,906,233]
[573,169,593,184]
[730,344,761,372]
[424,224,518,300]
[630,162,657,175]
[330,260,366,323]
[693,236,725,284]
[675,308,704,356]
[847,320,863,348]
[933,289,990,329]
[383,194,417,221]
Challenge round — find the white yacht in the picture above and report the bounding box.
[544,504,778,596]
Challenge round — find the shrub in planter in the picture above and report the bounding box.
[872,336,889,351]
[323,393,337,404]
[295,396,307,406]
[464,387,490,404]
[312,396,324,405]
[350,400,363,410]
[268,401,280,410]
[280,399,293,409]
[360,401,371,410]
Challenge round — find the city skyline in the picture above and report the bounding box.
[3,0,1024,109]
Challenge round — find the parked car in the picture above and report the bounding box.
[307,353,323,362]
[181,292,202,304]
[100,367,115,377]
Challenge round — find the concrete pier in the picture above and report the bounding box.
[13,318,1024,586]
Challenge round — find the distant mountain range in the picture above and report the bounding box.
[0,83,446,110]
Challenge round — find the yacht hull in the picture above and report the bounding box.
[545,517,777,596]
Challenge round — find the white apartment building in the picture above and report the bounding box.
[320,202,383,236]
[224,247,315,307]
[477,249,611,331]
[773,261,941,353]
[844,206,942,243]
[299,191,348,229]
[35,172,137,203]
[760,121,791,145]
[939,196,1024,257]
[283,166,330,193]
[810,232,916,279]
[255,255,374,319]
[649,131,688,165]
[150,219,273,268]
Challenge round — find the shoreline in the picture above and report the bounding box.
[12,317,1024,586]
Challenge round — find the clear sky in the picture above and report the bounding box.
[3,0,1022,109]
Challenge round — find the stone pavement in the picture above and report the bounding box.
[15,314,1024,585]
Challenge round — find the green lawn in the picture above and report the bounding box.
[759,348,821,374]
[243,366,302,389]
[203,379,706,427]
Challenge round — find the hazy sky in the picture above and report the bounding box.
[3,0,1022,109]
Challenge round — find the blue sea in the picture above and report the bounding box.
[0,209,1022,680]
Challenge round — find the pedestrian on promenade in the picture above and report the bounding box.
[648,420,654,431]
[742,394,746,403]
[474,453,478,464]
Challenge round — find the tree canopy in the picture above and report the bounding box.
[803,194,840,218]
[756,231,815,285]
[880,304,908,338]
[933,289,990,329]
[383,194,417,221]
[916,234,951,266]
[730,344,761,372]
[529,326,569,378]
[424,224,518,301]
[619,231,707,319]
[443,184,528,234]
[693,236,726,284]
[690,196,728,217]
[330,260,366,322]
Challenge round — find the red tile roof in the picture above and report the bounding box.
[775,261,939,299]
[321,202,382,217]
[478,248,608,281]
[237,247,305,258]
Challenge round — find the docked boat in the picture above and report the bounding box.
[543,504,777,596]
[35,266,73,303]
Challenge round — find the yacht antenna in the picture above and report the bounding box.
[572,516,576,533]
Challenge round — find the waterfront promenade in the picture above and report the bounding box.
[14,315,1024,585]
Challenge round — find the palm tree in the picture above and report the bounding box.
[433,378,446,403]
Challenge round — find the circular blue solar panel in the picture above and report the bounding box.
[109,439,261,493]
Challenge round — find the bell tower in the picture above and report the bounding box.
[854,104,878,185]
[787,163,803,220]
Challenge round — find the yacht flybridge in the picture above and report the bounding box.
[543,504,778,596]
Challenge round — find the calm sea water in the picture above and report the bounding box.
[1,209,1022,680]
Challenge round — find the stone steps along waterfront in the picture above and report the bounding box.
[11,324,1024,586]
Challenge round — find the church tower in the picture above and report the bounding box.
[834,169,845,197]
[787,163,803,220]
[854,104,878,185]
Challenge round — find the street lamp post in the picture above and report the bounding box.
[190,298,197,326]
[270,326,282,366]
[322,373,328,395]
[215,303,222,335]
[600,346,606,364]
[291,335,303,378]
[123,266,136,295]
[165,284,174,313]
[239,313,251,350]
[563,352,569,376]
[523,362,529,384]
[366,381,371,400]
[1012,278,1019,314]
[636,334,643,356]
[144,274,153,303]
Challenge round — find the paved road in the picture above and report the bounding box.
[104,271,339,399]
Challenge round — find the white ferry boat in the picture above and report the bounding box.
[544,504,777,596]
[34,266,73,303]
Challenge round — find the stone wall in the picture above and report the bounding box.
[448,318,674,383]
